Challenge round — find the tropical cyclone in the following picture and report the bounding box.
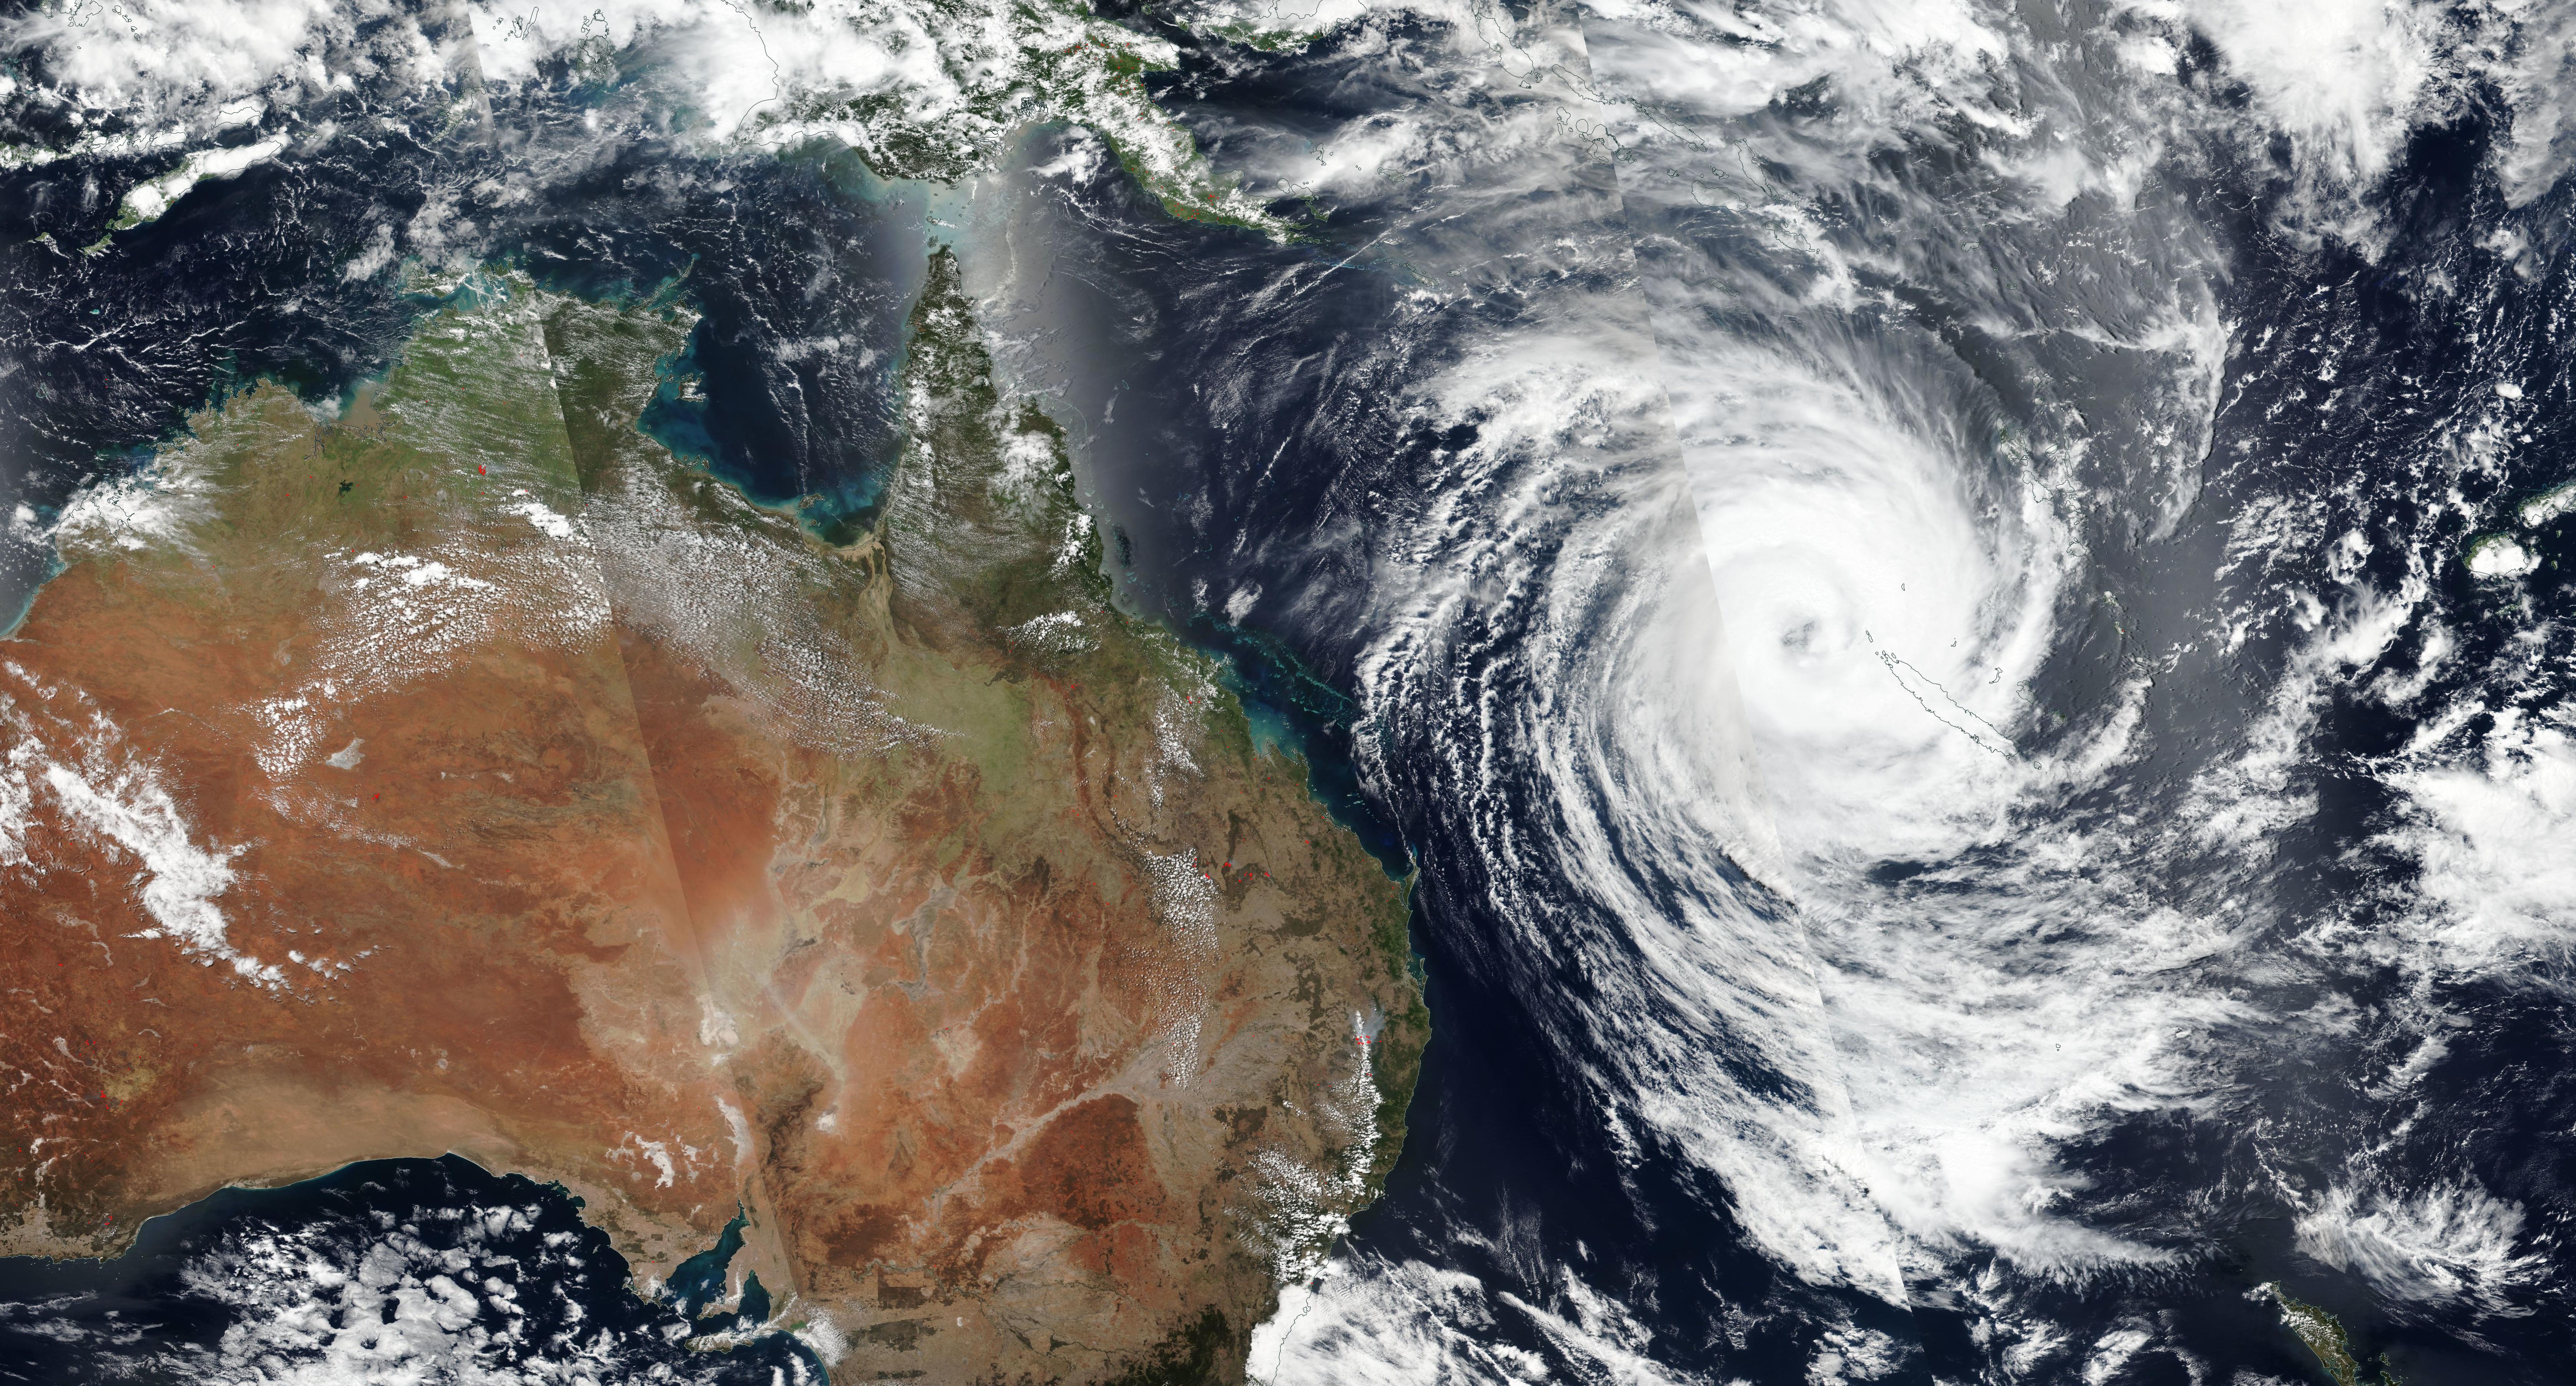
[0,257,1425,1383]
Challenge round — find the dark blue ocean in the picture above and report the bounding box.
[0,1156,817,1383]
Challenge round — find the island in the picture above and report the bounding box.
[2268,1283,2400,1386]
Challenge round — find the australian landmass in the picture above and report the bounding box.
[0,251,1425,1383]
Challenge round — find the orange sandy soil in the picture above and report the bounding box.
[0,273,1425,1384]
